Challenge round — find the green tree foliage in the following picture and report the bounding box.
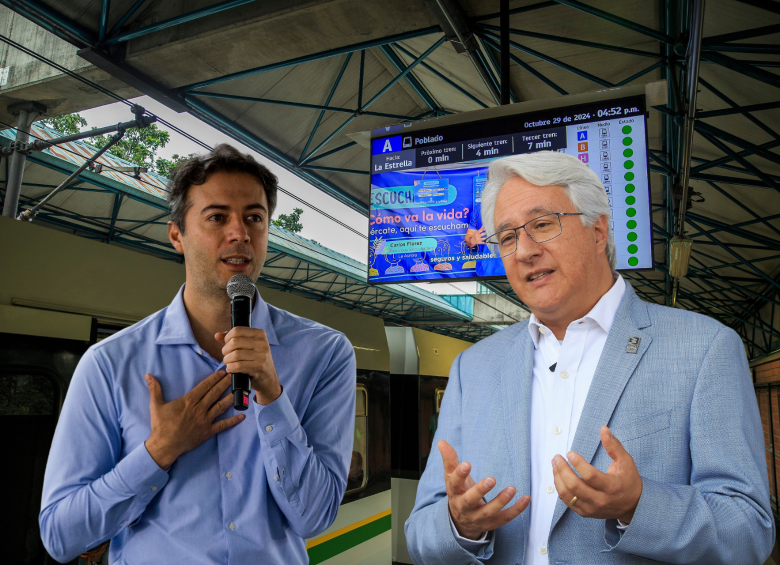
[38,112,173,174]
[156,153,194,179]
[272,207,304,233]
[90,124,170,172]
[40,114,88,136]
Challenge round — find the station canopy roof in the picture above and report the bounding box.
[0,123,493,342]
[0,0,779,355]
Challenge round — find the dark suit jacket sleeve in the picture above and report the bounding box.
[603,326,775,565]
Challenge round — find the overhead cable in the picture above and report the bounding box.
[0,32,369,239]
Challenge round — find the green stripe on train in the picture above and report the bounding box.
[307,514,392,564]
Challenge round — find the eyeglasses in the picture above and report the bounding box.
[485,212,584,258]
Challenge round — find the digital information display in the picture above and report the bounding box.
[367,94,652,285]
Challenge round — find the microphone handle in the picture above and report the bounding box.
[231,295,252,411]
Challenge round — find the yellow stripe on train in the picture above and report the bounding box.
[306,509,392,549]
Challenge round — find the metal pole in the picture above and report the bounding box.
[676,0,705,234]
[671,0,705,306]
[18,130,125,222]
[2,101,46,218]
[500,0,510,105]
[29,116,154,151]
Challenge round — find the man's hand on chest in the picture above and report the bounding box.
[216,328,283,406]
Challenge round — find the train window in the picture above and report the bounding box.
[0,373,57,415]
[347,385,368,492]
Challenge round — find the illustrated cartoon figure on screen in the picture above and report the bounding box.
[409,252,430,273]
[384,253,405,275]
[459,240,476,270]
[433,240,452,271]
[369,237,385,277]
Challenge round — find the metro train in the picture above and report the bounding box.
[0,216,473,565]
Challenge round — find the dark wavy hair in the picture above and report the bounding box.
[167,144,278,234]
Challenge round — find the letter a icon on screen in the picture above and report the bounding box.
[383,139,393,153]
[577,131,587,141]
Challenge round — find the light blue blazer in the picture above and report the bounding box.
[406,283,774,564]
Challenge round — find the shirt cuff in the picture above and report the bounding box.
[114,442,169,495]
[254,389,300,444]
[448,508,490,551]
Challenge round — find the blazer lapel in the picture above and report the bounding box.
[499,323,534,541]
[549,283,653,532]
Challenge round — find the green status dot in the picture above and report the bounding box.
[624,160,635,169]
[627,220,637,229]
[625,184,635,193]
[623,148,633,158]
[627,232,638,242]
[626,208,637,217]
[628,244,639,254]
[622,125,632,134]
[626,195,636,205]
[622,137,633,146]
[624,172,635,181]
[628,257,639,267]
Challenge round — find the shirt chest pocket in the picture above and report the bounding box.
[611,409,672,443]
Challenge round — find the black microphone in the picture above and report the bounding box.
[227,274,255,411]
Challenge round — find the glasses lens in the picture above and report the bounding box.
[486,229,517,257]
[527,214,562,243]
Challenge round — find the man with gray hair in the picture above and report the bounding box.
[405,151,773,564]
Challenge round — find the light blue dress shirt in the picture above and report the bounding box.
[39,285,356,564]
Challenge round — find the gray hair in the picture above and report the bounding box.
[481,151,616,271]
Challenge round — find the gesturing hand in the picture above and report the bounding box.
[145,370,245,470]
[439,440,530,540]
[552,426,643,524]
[216,327,282,406]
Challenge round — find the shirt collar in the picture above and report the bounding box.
[527,275,626,349]
[156,284,279,346]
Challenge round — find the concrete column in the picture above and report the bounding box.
[2,101,46,218]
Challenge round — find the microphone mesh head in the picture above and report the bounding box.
[227,274,255,299]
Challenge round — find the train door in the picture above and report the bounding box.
[0,321,92,565]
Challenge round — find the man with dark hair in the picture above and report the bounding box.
[40,144,357,564]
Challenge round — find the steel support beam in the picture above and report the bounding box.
[500,0,510,105]
[99,0,110,41]
[426,0,500,104]
[185,96,367,214]
[379,45,436,110]
[477,23,662,59]
[551,0,674,43]
[478,29,613,87]
[0,0,94,46]
[479,34,567,95]
[181,26,441,91]
[106,0,255,44]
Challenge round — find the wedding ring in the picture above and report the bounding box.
[569,496,579,506]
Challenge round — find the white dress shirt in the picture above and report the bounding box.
[450,275,626,563]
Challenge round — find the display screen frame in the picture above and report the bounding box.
[366,89,655,286]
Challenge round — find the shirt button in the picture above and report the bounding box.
[151,486,158,491]
[226,472,232,479]
[265,425,273,432]
[540,546,548,555]
[197,349,203,355]
[553,426,561,435]
[274,475,279,481]
[229,523,236,530]
[546,485,554,494]
[539,327,547,334]
[560,370,569,379]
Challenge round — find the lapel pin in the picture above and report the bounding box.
[626,336,640,354]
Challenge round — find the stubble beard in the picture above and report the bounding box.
[184,243,264,304]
